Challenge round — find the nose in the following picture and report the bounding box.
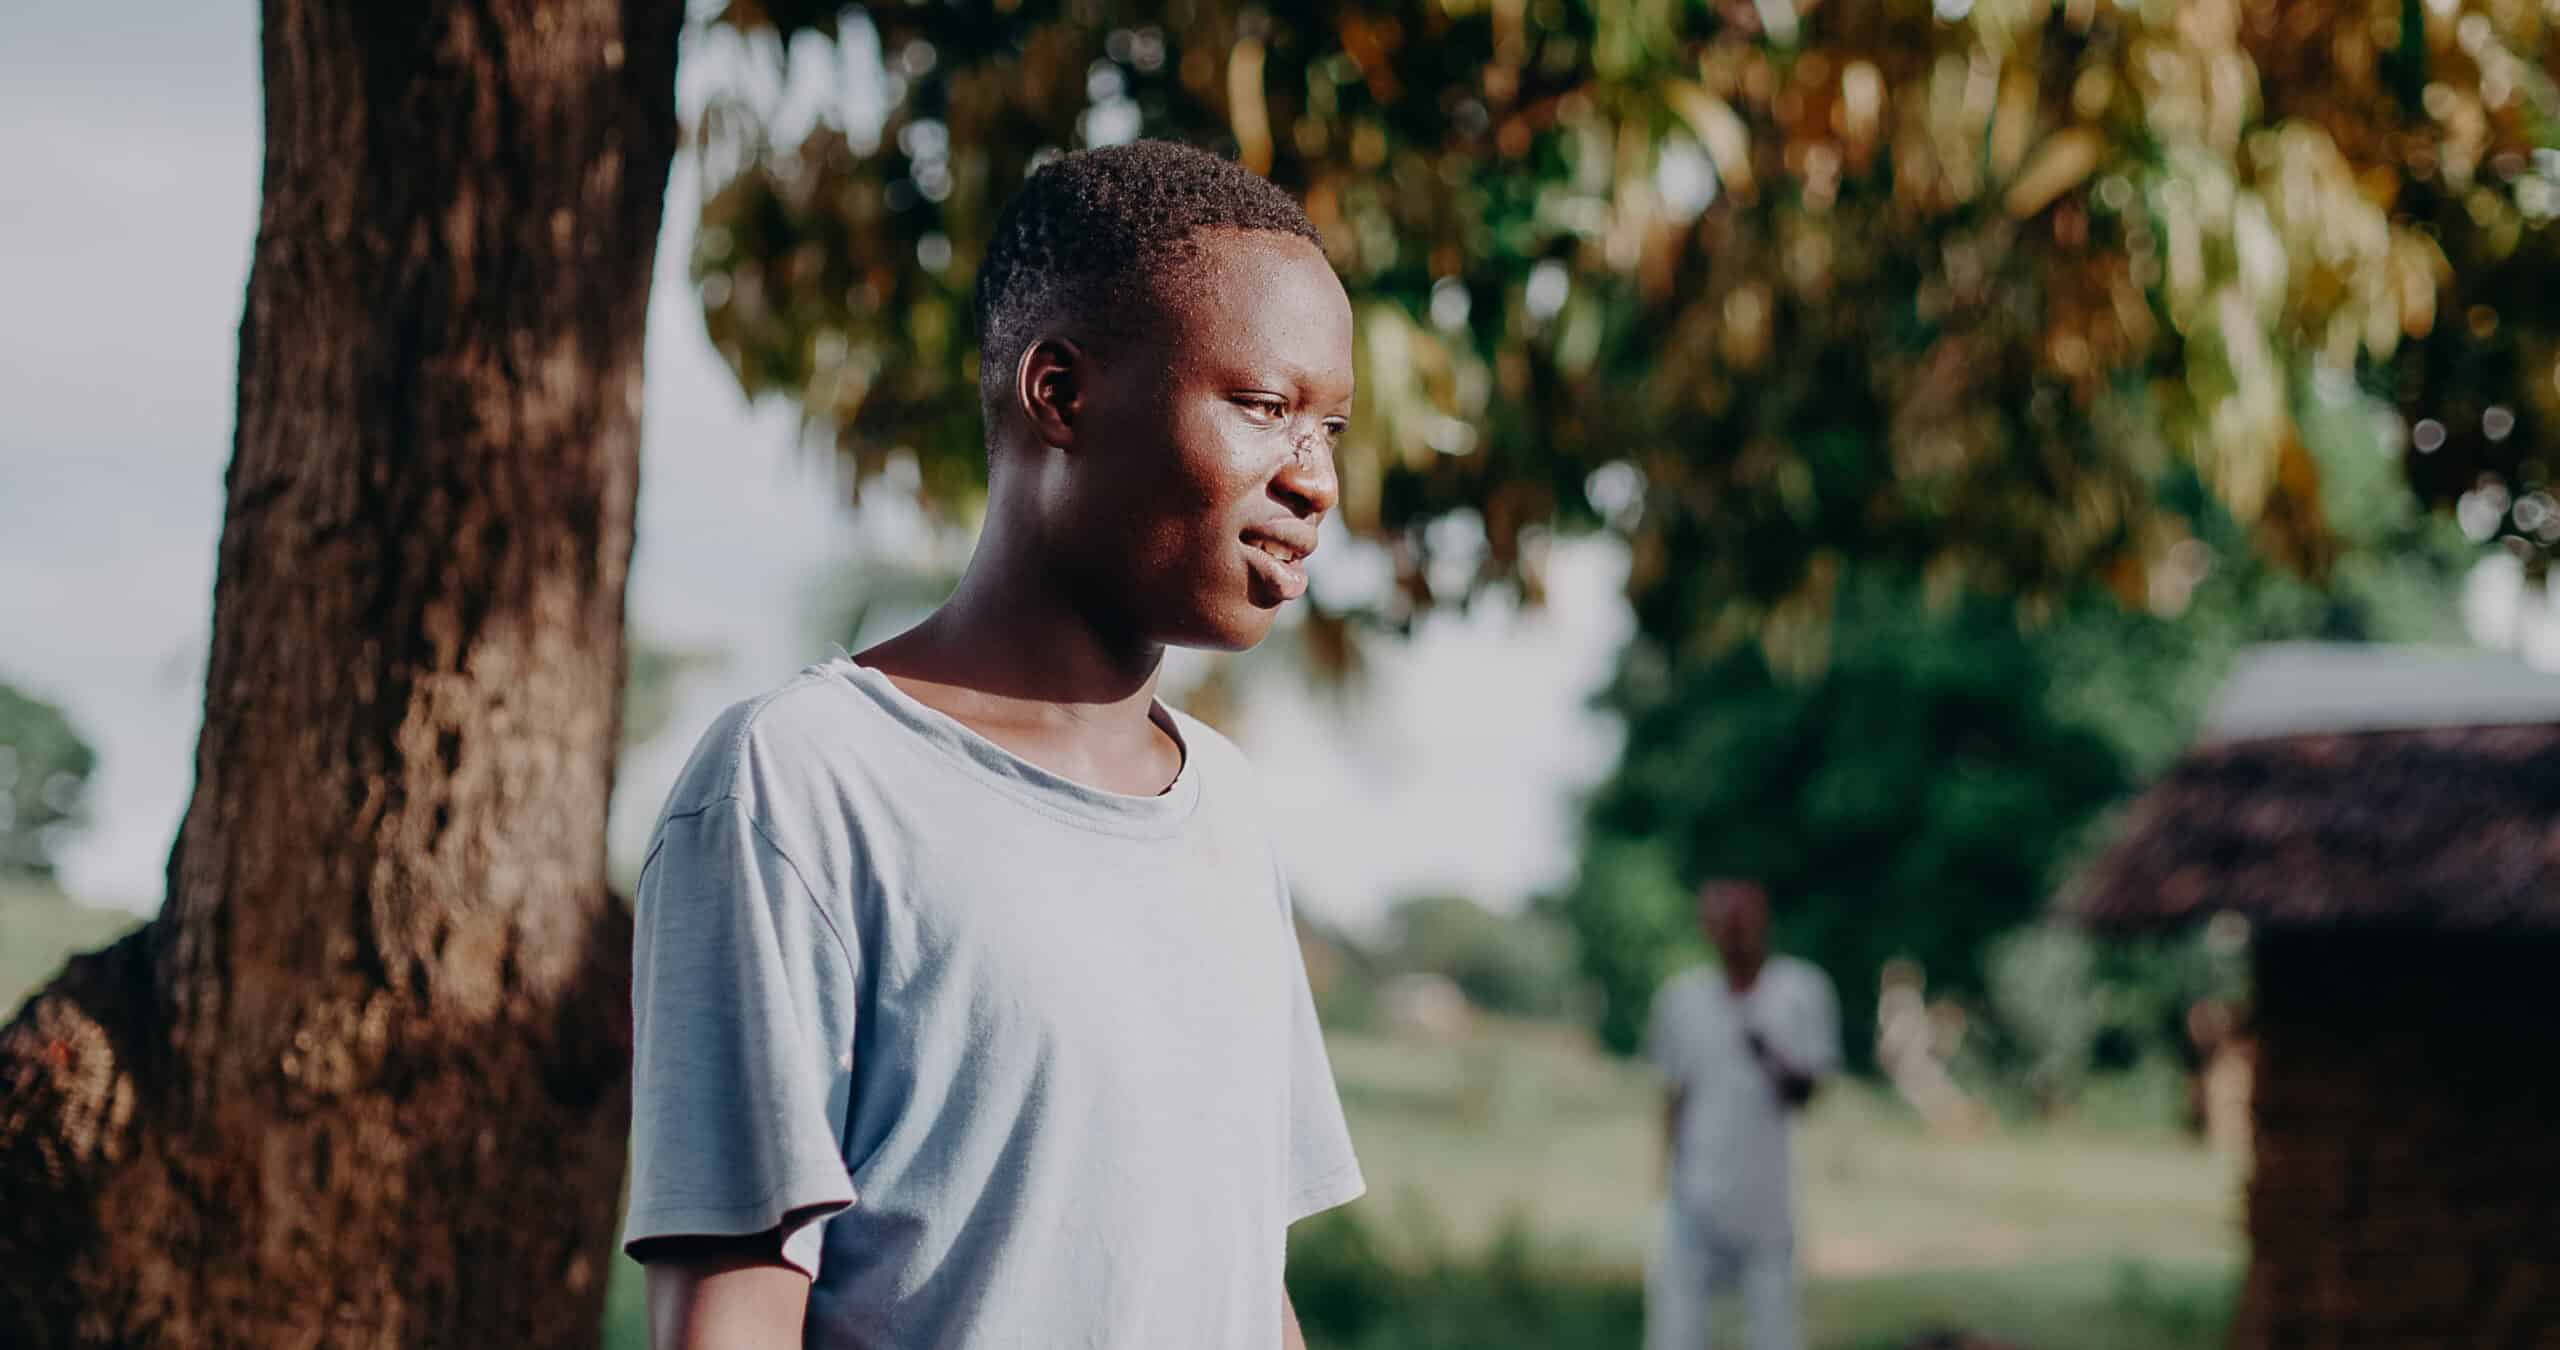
[1273,434,1339,519]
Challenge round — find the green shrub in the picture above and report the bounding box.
[1378,894,1586,1022]
[1964,922,2250,1125]
[1288,1209,1642,1350]
[0,677,97,883]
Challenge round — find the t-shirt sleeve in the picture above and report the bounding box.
[1644,977,1690,1089]
[1280,900,1364,1224]
[621,796,860,1278]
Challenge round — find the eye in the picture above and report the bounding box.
[1321,417,1350,441]
[1232,395,1288,424]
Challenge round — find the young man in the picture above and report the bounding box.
[621,141,1365,1348]
[1645,879,1841,1350]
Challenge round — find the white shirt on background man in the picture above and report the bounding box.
[1645,956,1842,1244]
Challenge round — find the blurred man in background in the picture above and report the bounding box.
[1645,878,1842,1350]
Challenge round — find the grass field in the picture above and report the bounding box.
[1,881,142,1019]
[1328,1021,2241,1279]
[601,1018,2239,1349]
[3,899,2240,1347]
[1289,1020,2238,1348]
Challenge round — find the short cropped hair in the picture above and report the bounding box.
[972,140,1321,425]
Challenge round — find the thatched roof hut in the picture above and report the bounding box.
[2067,643,2560,1348]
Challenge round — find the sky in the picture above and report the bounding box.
[0,7,1627,929]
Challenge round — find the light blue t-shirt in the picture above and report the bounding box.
[621,657,1364,1348]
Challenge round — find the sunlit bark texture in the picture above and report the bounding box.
[0,1,681,1344]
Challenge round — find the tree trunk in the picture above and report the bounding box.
[0,2,682,1345]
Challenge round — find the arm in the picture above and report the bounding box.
[1661,1085,1687,1188]
[640,1233,810,1350]
[1745,971,1840,1111]
[622,797,860,1345]
[1646,979,1687,1188]
[1283,1291,1309,1350]
[1743,1028,1820,1109]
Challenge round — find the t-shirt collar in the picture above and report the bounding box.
[833,656,1204,837]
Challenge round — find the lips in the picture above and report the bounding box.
[1240,523,1318,603]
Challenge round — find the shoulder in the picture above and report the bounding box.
[1166,705,1255,788]
[659,660,881,822]
[1162,707,1302,906]
[1768,956,1837,1002]
[1653,965,1712,1012]
[1165,705,1280,826]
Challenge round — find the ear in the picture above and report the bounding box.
[1014,337,1084,451]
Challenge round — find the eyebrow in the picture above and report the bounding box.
[1219,356,1354,404]
[1120,309,1353,401]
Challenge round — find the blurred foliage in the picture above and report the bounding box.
[1287,1209,1641,1349]
[1567,566,2140,1062]
[1289,894,1584,1029]
[687,0,2516,1113]
[1377,892,1586,1019]
[1564,375,2475,1063]
[811,495,977,653]
[1281,1205,2234,1350]
[0,677,97,883]
[622,636,732,750]
[1968,919,2250,1117]
[1300,914,1389,1031]
[697,0,2560,655]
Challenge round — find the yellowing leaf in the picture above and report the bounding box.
[1664,81,1755,203]
[2004,127,2104,218]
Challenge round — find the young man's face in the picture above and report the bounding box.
[1059,230,1354,652]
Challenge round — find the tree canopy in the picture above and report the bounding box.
[687,0,2546,1069]
[1565,386,2475,1060]
[694,0,2558,657]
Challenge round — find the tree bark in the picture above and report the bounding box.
[0,2,682,1345]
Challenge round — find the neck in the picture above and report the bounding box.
[1724,955,1765,991]
[861,497,1166,726]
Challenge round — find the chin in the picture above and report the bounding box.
[1188,615,1280,653]
[1159,601,1280,654]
